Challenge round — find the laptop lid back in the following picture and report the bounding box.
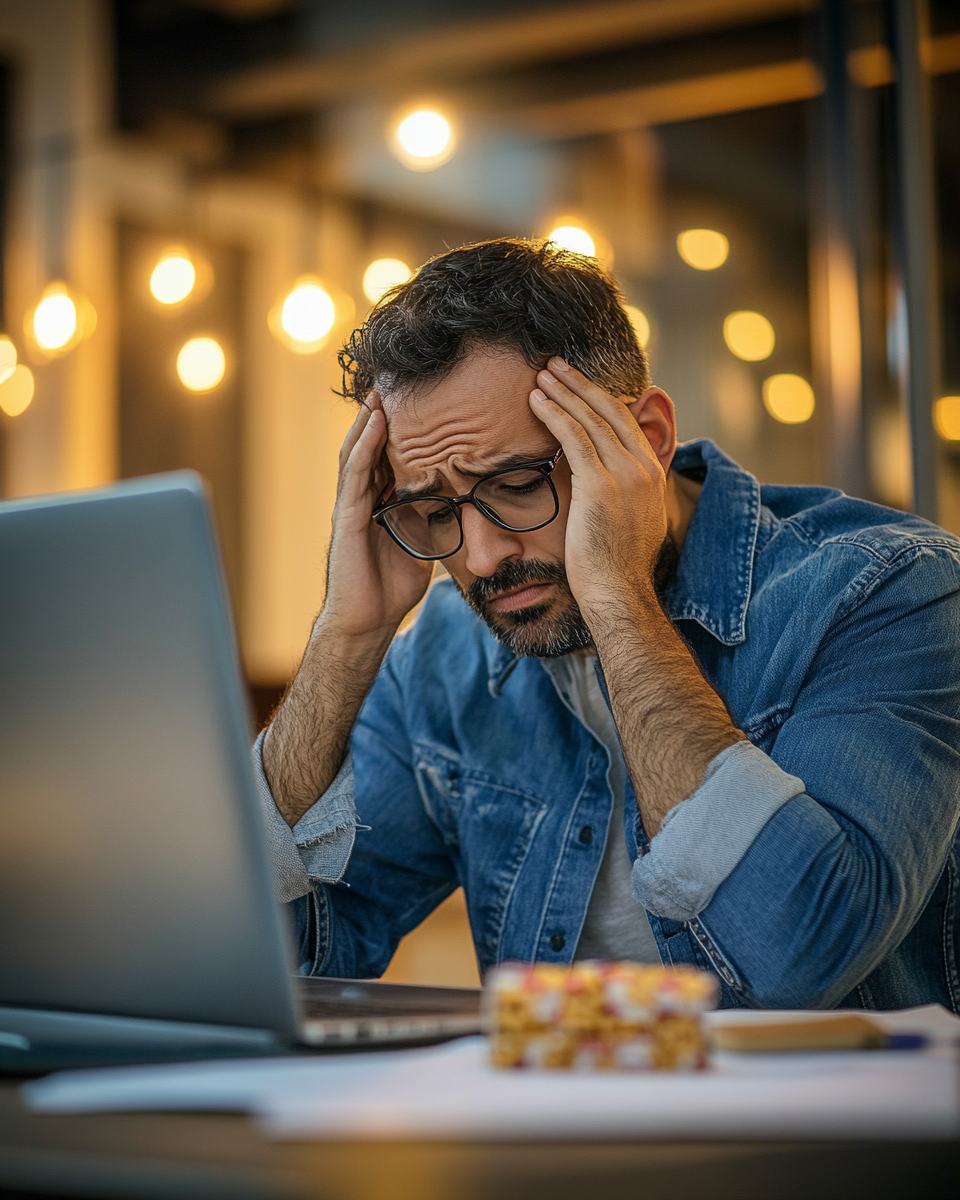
[0,473,299,1038]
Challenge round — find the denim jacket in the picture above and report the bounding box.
[259,440,960,1011]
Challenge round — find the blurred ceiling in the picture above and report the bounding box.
[205,0,817,117]
[115,0,960,195]
[117,0,817,135]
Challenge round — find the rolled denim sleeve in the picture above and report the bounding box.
[252,732,358,904]
[632,739,806,921]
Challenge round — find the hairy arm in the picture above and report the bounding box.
[262,622,394,826]
[530,359,743,836]
[590,590,743,835]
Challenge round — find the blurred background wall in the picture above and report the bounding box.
[0,0,957,987]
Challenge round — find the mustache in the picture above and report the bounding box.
[467,560,568,610]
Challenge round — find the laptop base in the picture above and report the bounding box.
[0,1006,288,1075]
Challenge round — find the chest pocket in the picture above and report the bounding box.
[413,742,548,968]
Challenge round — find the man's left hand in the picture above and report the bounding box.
[530,356,743,836]
[529,356,667,629]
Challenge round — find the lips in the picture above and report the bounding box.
[488,582,554,613]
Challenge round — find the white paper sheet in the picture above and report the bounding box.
[22,1005,960,1142]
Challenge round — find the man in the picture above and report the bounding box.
[257,238,960,1011]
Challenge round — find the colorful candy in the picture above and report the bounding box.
[485,961,717,1071]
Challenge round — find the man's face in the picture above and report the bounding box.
[381,347,591,657]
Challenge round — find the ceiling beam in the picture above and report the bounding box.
[514,33,960,137]
[518,58,822,136]
[206,0,815,118]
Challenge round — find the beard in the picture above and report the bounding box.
[453,532,682,659]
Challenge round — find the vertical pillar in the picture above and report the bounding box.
[887,0,940,521]
[810,0,867,498]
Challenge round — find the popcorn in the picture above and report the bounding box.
[485,961,717,1071]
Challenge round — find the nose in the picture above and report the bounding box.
[460,503,524,578]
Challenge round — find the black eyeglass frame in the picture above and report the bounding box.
[372,448,565,561]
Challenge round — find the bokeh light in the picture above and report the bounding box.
[763,373,815,424]
[150,251,196,305]
[176,336,226,392]
[724,310,775,361]
[363,258,413,304]
[394,109,454,169]
[547,224,596,257]
[0,364,35,417]
[625,305,651,347]
[33,289,78,351]
[280,280,336,348]
[934,396,960,441]
[0,335,17,385]
[677,228,729,270]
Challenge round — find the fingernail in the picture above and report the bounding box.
[531,389,547,402]
[539,370,557,385]
[550,357,569,371]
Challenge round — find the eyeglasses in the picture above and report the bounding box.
[373,448,564,561]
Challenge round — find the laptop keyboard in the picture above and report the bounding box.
[297,977,484,1046]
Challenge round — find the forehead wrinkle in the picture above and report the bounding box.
[397,442,489,478]
[389,412,494,457]
[389,422,509,479]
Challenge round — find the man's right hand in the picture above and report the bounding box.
[262,394,432,827]
[322,392,434,639]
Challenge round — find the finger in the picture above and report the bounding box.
[536,370,635,473]
[338,406,387,509]
[546,359,649,457]
[529,388,606,482]
[339,403,373,475]
[338,390,383,474]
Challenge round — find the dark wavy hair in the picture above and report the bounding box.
[338,238,650,403]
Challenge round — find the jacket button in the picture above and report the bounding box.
[550,932,566,952]
[578,825,593,844]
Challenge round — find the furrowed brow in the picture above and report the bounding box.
[390,480,445,503]
[458,449,558,478]
[390,449,557,502]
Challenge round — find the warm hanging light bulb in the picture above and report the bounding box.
[723,311,775,361]
[177,337,226,393]
[763,374,815,424]
[281,281,335,343]
[269,276,341,354]
[363,258,413,304]
[625,306,651,347]
[150,250,196,305]
[391,107,455,170]
[0,364,34,417]
[25,282,95,357]
[677,229,729,270]
[0,335,18,385]
[547,224,596,257]
[934,396,960,440]
[34,291,77,350]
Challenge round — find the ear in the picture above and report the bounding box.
[625,387,677,473]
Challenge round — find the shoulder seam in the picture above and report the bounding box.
[777,515,960,565]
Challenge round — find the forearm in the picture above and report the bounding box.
[262,617,395,827]
[593,589,744,835]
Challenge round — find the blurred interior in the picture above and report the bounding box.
[0,0,957,988]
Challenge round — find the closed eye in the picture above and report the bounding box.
[426,506,457,527]
[499,477,548,495]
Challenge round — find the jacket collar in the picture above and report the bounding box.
[663,439,760,646]
[484,438,761,687]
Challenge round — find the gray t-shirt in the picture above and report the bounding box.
[548,654,662,964]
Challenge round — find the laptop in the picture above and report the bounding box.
[0,472,482,1073]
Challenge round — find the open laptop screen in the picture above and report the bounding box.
[0,473,299,1037]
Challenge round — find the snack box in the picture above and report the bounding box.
[485,961,718,1071]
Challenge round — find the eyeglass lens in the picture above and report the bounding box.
[381,466,558,558]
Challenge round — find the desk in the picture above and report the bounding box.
[2,1082,958,1200]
